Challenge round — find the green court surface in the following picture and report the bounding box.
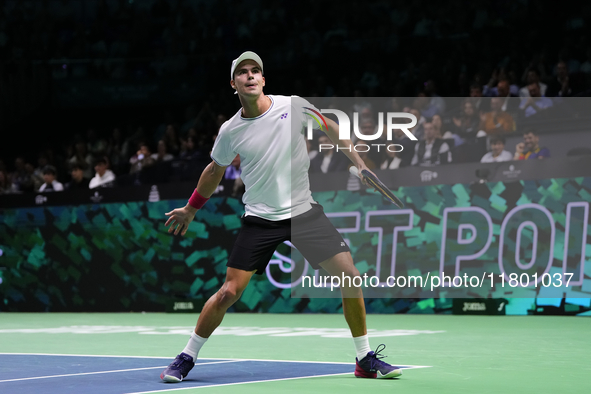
[0,313,589,393]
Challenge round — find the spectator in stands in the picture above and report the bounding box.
[38,165,64,192]
[411,122,452,166]
[448,100,486,144]
[152,139,175,162]
[546,61,578,97]
[0,169,17,194]
[224,154,242,180]
[483,69,519,96]
[32,153,50,190]
[480,136,513,162]
[310,135,350,173]
[380,144,402,170]
[224,154,244,197]
[11,156,35,193]
[124,127,148,160]
[495,79,519,113]
[519,82,553,118]
[483,68,501,97]
[69,141,94,179]
[424,80,446,114]
[514,129,551,160]
[65,163,90,190]
[468,83,488,112]
[519,68,548,97]
[129,142,156,173]
[163,124,181,156]
[480,97,515,134]
[431,114,443,138]
[89,157,116,188]
[179,136,203,160]
[413,92,440,119]
[406,107,425,140]
[391,126,416,167]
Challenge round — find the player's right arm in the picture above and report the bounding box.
[165,161,227,236]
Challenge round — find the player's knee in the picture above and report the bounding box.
[344,265,361,280]
[217,283,244,307]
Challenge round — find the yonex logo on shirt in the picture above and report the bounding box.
[280,113,288,119]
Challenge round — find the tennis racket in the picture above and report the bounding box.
[349,167,405,208]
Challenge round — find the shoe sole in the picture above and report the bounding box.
[378,369,402,378]
[161,374,182,383]
[354,368,402,379]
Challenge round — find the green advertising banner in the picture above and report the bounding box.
[1,177,590,315]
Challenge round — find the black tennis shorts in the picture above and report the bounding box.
[226,203,351,275]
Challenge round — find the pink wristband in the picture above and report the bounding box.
[188,189,209,210]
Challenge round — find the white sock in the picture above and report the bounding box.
[182,332,208,360]
[353,334,371,360]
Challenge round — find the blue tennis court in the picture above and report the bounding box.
[0,353,419,394]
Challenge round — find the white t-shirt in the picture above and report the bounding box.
[211,95,321,220]
[39,180,64,192]
[89,169,116,189]
[480,150,513,163]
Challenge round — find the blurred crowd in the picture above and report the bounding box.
[0,92,586,195]
[307,93,571,176]
[1,0,591,194]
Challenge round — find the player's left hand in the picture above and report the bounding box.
[165,205,197,236]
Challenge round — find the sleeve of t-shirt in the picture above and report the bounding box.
[291,95,323,133]
[210,128,235,167]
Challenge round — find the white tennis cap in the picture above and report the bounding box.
[230,51,264,82]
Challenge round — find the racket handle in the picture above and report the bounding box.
[349,166,360,178]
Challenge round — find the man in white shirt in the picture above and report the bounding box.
[89,157,116,189]
[411,122,452,166]
[519,69,548,98]
[480,136,513,163]
[38,165,64,192]
[160,51,402,383]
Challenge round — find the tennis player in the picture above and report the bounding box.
[160,51,402,382]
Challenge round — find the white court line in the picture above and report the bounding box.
[125,372,355,394]
[0,352,432,368]
[0,360,242,384]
